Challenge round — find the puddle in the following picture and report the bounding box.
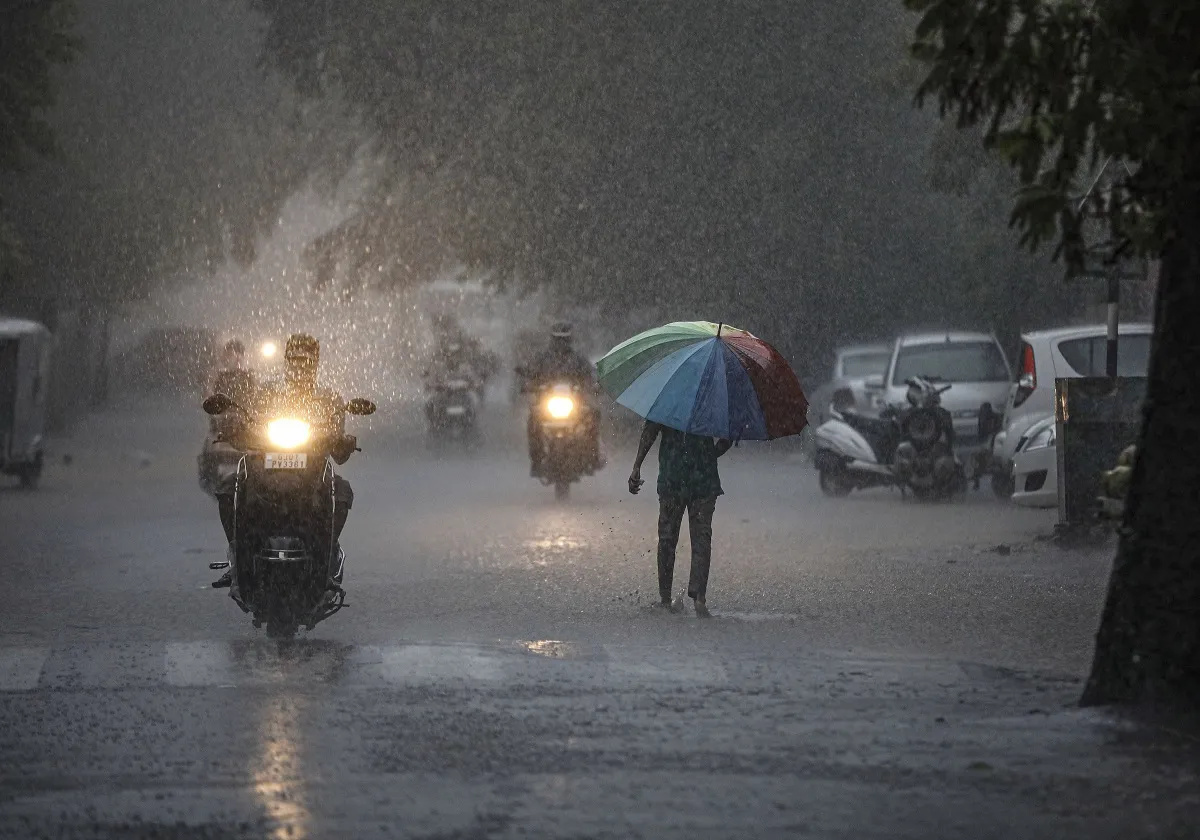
[517,639,587,659]
[712,611,803,623]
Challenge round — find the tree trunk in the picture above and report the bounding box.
[1081,204,1200,706]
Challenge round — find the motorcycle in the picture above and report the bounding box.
[890,377,966,500]
[201,391,376,639]
[529,380,602,500]
[424,370,480,448]
[813,377,964,500]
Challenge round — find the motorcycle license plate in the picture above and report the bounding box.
[446,405,467,416]
[264,453,308,470]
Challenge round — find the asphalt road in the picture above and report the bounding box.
[1,395,1196,838]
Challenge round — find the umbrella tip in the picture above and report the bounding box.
[717,322,723,337]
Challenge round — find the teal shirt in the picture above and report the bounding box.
[657,427,724,499]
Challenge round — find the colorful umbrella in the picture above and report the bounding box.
[596,321,809,440]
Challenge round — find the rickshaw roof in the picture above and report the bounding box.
[0,317,50,339]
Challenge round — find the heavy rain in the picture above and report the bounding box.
[1,1,1197,837]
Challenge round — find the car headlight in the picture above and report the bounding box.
[546,396,575,419]
[1024,425,1055,451]
[267,418,311,449]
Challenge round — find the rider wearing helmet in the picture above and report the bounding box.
[209,333,357,588]
[521,322,603,476]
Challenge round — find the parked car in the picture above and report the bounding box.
[807,343,892,424]
[865,331,1012,480]
[990,323,1152,497]
[1010,413,1057,508]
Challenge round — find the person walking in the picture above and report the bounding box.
[628,420,732,617]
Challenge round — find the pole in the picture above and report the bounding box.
[1106,266,1120,379]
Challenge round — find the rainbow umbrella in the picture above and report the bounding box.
[596,321,809,440]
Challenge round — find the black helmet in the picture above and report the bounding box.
[224,339,246,356]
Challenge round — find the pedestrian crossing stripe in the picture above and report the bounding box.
[0,640,732,693]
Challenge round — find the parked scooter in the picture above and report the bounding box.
[812,387,902,497]
[813,377,965,500]
[891,377,966,500]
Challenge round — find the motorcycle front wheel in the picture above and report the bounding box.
[555,481,570,501]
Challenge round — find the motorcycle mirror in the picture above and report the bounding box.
[203,393,234,416]
[345,398,377,416]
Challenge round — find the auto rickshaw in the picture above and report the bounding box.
[0,317,52,488]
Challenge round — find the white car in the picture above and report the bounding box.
[1010,414,1056,508]
[991,322,1152,495]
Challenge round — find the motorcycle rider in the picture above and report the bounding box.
[522,321,604,477]
[423,338,481,430]
[429,313,498,401]
[199,340,256,495]
[209,333,358,589]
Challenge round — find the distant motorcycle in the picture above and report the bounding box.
[424,371,480,449]
[813,377,964,500]
[528,380,602,500]
[202,391,376,639]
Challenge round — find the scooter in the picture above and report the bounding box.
[528,380,603,501]
[202,391,376,639]
[890,377,966,500]
[812,400,901,497]
[813,377,965,500]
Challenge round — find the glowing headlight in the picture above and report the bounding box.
[546,396,575,419]
[267,418,311,449]
[261,341,278,358]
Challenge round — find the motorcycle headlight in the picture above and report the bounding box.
[1024,425,1055,451]
[546,396,575,419]
[267,418,311,449]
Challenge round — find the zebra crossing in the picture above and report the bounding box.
[0,638,740,693]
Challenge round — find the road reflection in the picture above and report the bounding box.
[252,694,311,840]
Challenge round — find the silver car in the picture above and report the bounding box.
[807,343,892,425]
[866,331,1012,477]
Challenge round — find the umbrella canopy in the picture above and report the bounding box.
[597,321,809,440]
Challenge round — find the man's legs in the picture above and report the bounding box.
[656,495,686,604]
[685,496,717,610]
[212,473,237,587]
[330,475,353,586]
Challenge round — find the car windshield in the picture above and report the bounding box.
[840,352,889,378]
[1057,334,1152,377]
[892,341,1010,385]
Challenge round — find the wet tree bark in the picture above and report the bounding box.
[1081,200,1200,706]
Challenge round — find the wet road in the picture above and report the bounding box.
[1,398,1195,838]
